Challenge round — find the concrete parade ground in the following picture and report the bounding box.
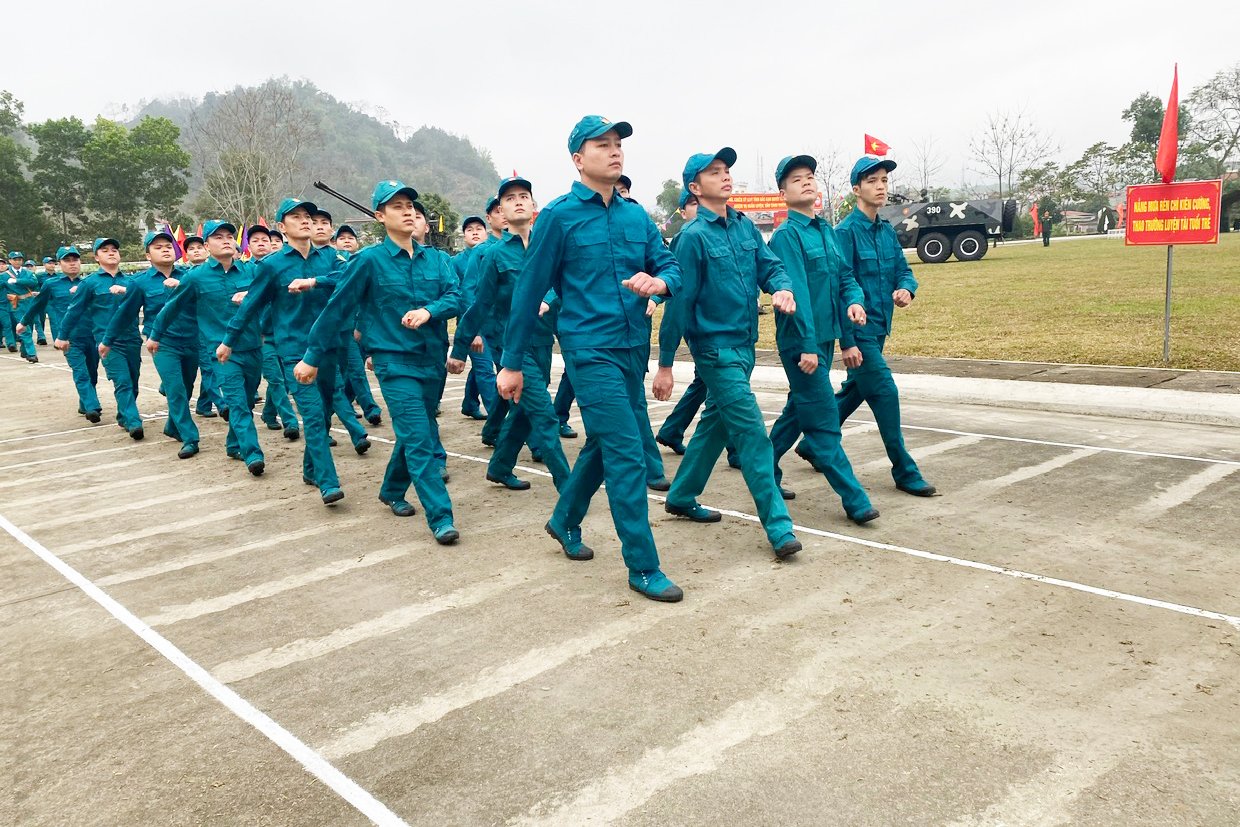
[2,348,1239,826]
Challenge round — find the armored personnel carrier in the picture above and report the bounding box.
[879,195,1018,263]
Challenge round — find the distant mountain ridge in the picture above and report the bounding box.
[134,79,499,219]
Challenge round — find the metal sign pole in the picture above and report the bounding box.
[1163,244,1174,364]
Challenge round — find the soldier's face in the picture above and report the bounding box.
[44,263,56,274]
[780,167,819,209]
[311,215,333,243]
[61,256,81,275]
[855,171,889,208]
[280,207,313,242]
[146,239,177,266]
[411,210,429,243]
[94,245,120,268]
[690,160,733,203]
[463,223,487,247]
[377,197,417,236]
[249,234,272,257]
[573,131,624,185]
[335,233,359,252]
[487,207,508,234]
[680,199,698,221]
[206,230,236,258]
[186,242,208,263]
[501,187,533,225]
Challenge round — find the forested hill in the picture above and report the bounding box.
[134,78,499,219]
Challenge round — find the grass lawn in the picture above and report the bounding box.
[752,233,1240,372]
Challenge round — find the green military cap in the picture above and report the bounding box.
[497,176,532,200]
[202,219,236,239]
[775,154,817,188]
[849,156,897,186]
[91,237,120,253]
[371,179,419,211]
[331,224,357,240]
[7,251,23,259]
[567,114,632,153]
[143,230,176,249]
[461,214,485,230]
[56,246,81,260]
[42,256,54,264]
[682,147,737,190]
[275,197,317,223]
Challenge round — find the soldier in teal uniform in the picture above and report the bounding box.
[832,156,936,497]
[766,155,878,524]
[57,238,145,438]
[221,198,345,505]
[497,115,683,602]
[3,251,39,361]
[296,181,462,544]
[182,234,222,418]
[17,247,100,419]
[33,256,56,345]
[149,221,266,474]
[246,225,301,441]
[455,214,498,421]
[653,148,802,560]
[99,230,198,457]
[449,176,572,491]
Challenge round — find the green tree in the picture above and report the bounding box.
[131,116,191,220]
[654,178,684,236]
[1185,62,1240,180]
[419,191,458,250]
[1121,92,1191,147]
[27,117,90,237]
[0,90,24,134]
[0,92,57,254]
[81,117,144,241]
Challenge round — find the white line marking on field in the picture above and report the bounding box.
[0,434,114,456]
[315,567,753,761]
[212,568,529,685]
[23,482,244,532]
[757,410,1240,467]
[0,423,109,444]
[0,511,409,827]
[97,517,371,587]
[0,458,144,491]
[515,649,843,827]
[959,447,1101,496]
[854,434,983,474]
[148,545,409,627]
[1129,463,1239,522]
[447,445,1240,632]
[58,500,286,557]
[6,468,206,510]
[0,443,159,472]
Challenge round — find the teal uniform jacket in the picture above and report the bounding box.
[60,270,142,345]
[834,209,917,347]
[4,266,39,306]
[501,181,680,371]
[769,211,865,355]
[149,258,260,352]
[657,204,791,367]
[303,236,461,370]
[451,231,556,361]
[19,274,90,341]
[223,244,342,360]
[101,265,191,347]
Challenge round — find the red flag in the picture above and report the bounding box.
[512,168,519,178]
[257,216,268,228]
[1030,205,1042,237]
[1155,64,1178,184]
[864,134,890,156]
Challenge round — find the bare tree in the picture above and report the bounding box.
[969,107,1057,200]
[813,144,849,224]
[188,80,321,222]
[1186,62,1240,179]
[908,135,945,196]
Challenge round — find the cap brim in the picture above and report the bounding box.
[376,186,419,210]
[57,250,80,260]
[582,120,633,147]
[94,238,121,252]
[210,224,237,238]
[714,147,737,168]
[497,177,533,200]
[854,158,897,184]
[278,201,317,222]
[146,232,176,247]
[184,236,204,245]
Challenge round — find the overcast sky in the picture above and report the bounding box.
[6,1,1235,210]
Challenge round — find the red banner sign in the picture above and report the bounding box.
[1124,180,1221,246]
[727,192,823,214]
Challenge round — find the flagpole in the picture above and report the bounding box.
[1163,244,1173,363]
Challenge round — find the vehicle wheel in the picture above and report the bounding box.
[1001,199,1018,233]
[916,232,952,264]
[952,230,987,261]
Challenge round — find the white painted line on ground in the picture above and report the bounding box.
[97,517,372,587]
[0,434,116,458]
[1128,463,1239,522]
[778,411,1240,468]
[148,545,409,627]
[23,482,244,532]
[853,434,983,474]
[58,499,286,557]
[957,448,1101,497]
[515,649,842,827]
[0,458,144,491]
[0,424,110,445]
[315,562,756,761]
[6,468,205,511]
[0,511,409,827]
[212,568,529,685]
[0,443,160,472]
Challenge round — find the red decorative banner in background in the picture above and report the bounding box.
[1124,180,1221,246]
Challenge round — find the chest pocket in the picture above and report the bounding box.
[856,247,880,278]
[565,227,608,264]
[494,264,518,309]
